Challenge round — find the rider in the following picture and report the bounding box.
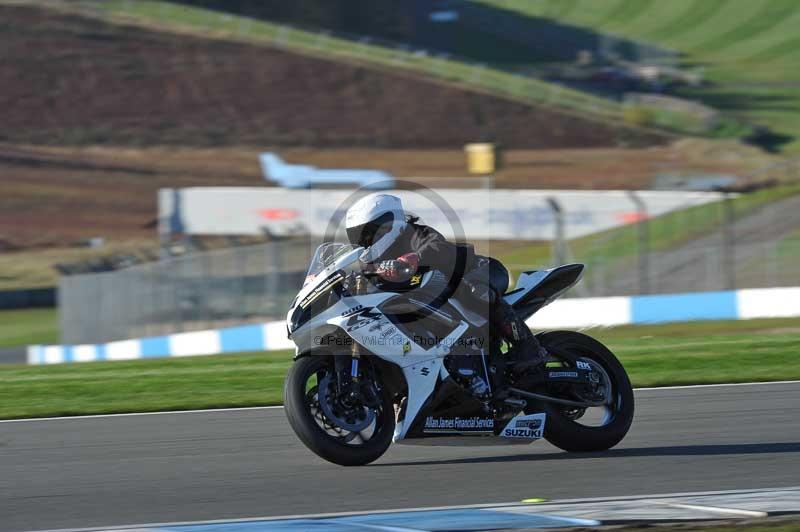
[344,193,546,378]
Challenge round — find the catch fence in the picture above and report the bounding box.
[508,189,800,298]
[59,239,311,344]
[60,189,800,344]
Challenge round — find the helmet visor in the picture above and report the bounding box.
[346,212,394,248]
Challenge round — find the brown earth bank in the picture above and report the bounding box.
[0,5,667,149]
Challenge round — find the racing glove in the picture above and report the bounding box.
[376,252,419,282]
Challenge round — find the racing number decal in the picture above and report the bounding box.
[345,307,383,332]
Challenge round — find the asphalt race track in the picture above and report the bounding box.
[3,382,800,532]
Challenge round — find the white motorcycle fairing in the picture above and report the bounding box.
[287,244,583,444]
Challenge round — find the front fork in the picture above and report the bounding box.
[335,273,381,407]
[338,272,366,388]
[334,353,356,390]
[334,343,360,392]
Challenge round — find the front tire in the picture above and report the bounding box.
[284,355,395,466]
[535,331,634,452]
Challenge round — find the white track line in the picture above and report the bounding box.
[634,379,800,391]
[20,486,799,532]
[666,502,767,518]
[2,380,800,423]
[507,485,800,505]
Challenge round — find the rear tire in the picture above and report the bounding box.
[284,355,395,466]
[535,331,634,452]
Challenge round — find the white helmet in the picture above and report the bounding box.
[345,194,407,263]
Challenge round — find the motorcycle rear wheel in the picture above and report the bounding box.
[531,331,634,452]
[284,355,395,466]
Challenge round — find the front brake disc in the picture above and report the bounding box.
[318,373,375,432]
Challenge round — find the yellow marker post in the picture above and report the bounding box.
[464,143,495,175]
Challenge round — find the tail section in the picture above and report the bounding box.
[504,264,584,320]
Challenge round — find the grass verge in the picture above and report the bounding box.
[0,240,156,290]
[0,308,58,348]
[0,349,293,419]
[476,0,800,152]
[2,317,798,420]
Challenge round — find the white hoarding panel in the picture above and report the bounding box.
[159,187,724,241]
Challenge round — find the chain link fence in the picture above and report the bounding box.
[509,189,800,298]
[60,188,800,344]
[576,238,800,298]
[59,239,312,344]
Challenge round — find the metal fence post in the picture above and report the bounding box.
[546,198,567,266]
[723,193,736,290]
[627,191,650,295]
[234,246,245,322]
[269,240,282,316]
[175,255,184,333]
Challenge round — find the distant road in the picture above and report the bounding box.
[0,347,24,364]
[3,382,800,532]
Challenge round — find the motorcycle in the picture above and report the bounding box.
[284,243,634,466]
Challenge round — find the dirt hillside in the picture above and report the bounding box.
[0,142,767,251]
[0,5,666,149]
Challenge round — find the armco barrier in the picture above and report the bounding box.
[28,321,293,365]
[0,287,56,309]
[27,287,800,365]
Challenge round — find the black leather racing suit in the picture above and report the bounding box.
[377,221,542,366]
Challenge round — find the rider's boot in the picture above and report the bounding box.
[493,299,547,376]
[467,280,546,381]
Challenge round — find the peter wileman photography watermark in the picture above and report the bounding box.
[313,334,486,349]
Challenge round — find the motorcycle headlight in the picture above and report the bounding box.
[288,306,308,334]
[289,270,346,333]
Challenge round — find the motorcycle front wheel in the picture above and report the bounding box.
[284,355,395,466]
[531,331,635,452]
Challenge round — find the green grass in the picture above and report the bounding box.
[591,317,800,387]
[2,317,799,419]
[0,349,292,419]
[499,184,800,274]
[737,226,800,287]
[0,240,156,290]
[0,308,58,348]
[479,0,800,79]
[775,228,800,257]
[476,0,800,151]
